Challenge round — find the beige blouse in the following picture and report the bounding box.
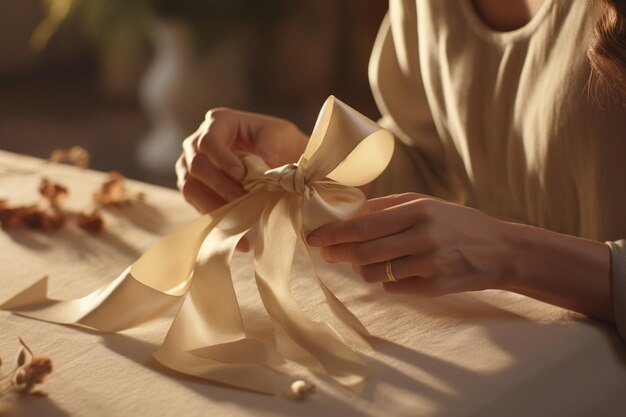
[369,0,626,339]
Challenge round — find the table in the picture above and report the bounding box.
[1,150,625,417]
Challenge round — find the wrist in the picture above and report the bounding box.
[497,221,540,292]
[493,220,528,291]
[494,220,613,321]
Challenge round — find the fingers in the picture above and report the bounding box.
[308,196,432,247]
[177,171,226,214]
[187,152,245,202]
[197,108,293,178]
[182,128,245,203]
[180,108,305,206]
[177,155,249,252]
[352,253,441,283]
[366,192,426,212]
[321,225,435,265]
[179,110,253,209]
[180,177,222,214]
[198,110,247,181]
[306,191,499,298]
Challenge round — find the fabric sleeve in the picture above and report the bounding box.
[368,0,460,201]
[606,240,626,341]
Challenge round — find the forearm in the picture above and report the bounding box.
[499,221,614,322]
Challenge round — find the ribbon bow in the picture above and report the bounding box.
[1,97,394,394]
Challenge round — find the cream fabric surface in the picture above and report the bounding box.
[370,0,626,341]
[1,146,626,417]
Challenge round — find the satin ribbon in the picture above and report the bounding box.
[1,96,394,394]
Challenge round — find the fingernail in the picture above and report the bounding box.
[230,166,245,181]
[308,234,323,247]
[321,247,334,263]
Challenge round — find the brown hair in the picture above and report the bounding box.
[588,0,626,98]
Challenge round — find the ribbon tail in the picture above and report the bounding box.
[153,192,287,393]
[299,239,372,351]
[2,267,180,332]
[0,276,50,310]
[297,184,372,349]
[0,210,218,331]
[153,347,282,395]
[254,195,369,388]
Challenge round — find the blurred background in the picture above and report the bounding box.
[0,0,387,187]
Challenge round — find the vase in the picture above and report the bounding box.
[137,19,252,182]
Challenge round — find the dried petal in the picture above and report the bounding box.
[67,146,90,169]
[94,172,127,206]
[76,210,104,233]
[9,339,53,395]
[17,349,26,367]
[22,209,65,230]
[13,369,26,386]
[27,356,53,385]
[50,146,90,169]
[0,206,36,229]
[48,149,66,163]
[39,179,68,209]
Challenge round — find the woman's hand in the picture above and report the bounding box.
[307,193,514,296]
[176,108,308,215]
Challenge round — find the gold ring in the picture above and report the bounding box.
[385,260,398,282]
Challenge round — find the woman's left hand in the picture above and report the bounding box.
[307,193,514,296]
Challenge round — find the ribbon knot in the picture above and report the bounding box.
[244,158,307,196]
[1,96,395,395]
[271,163,306,195]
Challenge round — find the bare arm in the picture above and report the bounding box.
[501,222,614,322]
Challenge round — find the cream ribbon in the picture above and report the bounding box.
[1,97,394,394]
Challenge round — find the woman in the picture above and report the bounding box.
[175,0,626,340]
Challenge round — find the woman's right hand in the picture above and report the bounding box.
[176,108,308,215]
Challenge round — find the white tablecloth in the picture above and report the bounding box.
[1,150,625,417]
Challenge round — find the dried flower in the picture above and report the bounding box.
[93,172,128,206]
[0,206,31,229]
[0,338,53,399]
[16,355,53,393]
[1,152,141,236]
[23,208,66,231]
[0,205,65,231]
[76,210,104,233]
[49,146,90,169]
[39,178,68,209]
